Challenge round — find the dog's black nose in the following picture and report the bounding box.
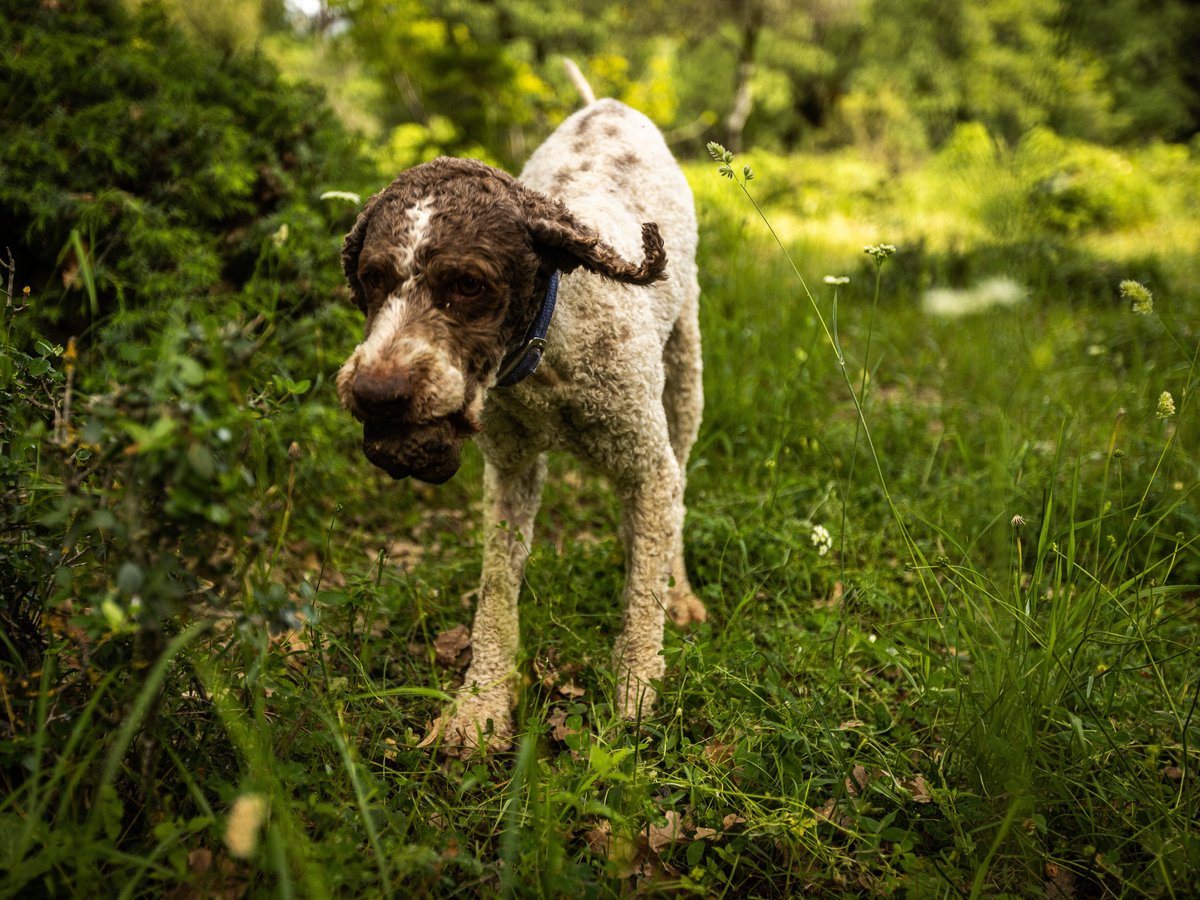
[352,367,413,418]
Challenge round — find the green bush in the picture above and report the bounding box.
[0,0,378,628]
[0,0,376,333]
[0,0,376,830]
[1011,127,1154,234]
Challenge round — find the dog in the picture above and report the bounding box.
[336,71,704,754]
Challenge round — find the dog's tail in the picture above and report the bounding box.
[562,57,597,106]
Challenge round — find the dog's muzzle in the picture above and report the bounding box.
[361,414,477,484]
[344,359,479,483]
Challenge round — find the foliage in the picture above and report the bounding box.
[1,8,376,888]
[2,3,1200,898]
[286,0,1197,168]
[0,0,376,334]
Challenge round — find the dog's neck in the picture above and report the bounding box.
[495,270,561,387]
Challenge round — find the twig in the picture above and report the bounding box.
[2,246,14,310]
[54,338,77,447]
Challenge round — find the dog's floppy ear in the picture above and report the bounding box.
[522,191,668,285]
[341,192,385,310]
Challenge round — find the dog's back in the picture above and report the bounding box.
[519,99,698,343]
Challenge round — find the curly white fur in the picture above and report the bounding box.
[418,99,705,754]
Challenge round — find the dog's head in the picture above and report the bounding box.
[336,157,667,483]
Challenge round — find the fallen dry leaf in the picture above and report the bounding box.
[381,539,426,572]
[704,740,736,766]
[846,764,871,797]
[583,812,691,881]
[1045,862,1076,900]
[188,847,213,875]
[582,820,612,856]
[533,652,559,689]
[416,717,444,749]
[837,719,866,730]
[557,680,586,700]
[816,798,851,829]
[905,773,933,803]
[721,813,746,830]
[297,551,346,588]
[646,810,685,853]
[547,708,578,742]
[815,581,846,609]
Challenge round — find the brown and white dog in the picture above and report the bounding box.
[337,82,705,754]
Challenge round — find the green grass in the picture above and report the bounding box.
[3,143,1199,897]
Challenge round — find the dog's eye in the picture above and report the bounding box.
[455,275,486,298]
[359,268,389,294]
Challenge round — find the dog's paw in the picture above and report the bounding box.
[421,695,514,757]
[666,587,707,628]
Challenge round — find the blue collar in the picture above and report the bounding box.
[496,270,560,387]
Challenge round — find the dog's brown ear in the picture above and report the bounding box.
[523,193,668,285]
[341,192,384,310]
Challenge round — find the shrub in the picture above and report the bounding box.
[0,0,375,811]
[1011,127,1153,234]
[0,0,377,335]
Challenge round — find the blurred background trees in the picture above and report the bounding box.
[262,0,1199,169]
[4,0,1195,342]
[4,0,1196,333]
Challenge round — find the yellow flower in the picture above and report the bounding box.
[1156,391,1176,419]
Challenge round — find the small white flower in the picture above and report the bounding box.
[823,275,850,285]
[811,524,832,557]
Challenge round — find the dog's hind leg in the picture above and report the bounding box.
[661,291,707,627]
[611,444,680,719]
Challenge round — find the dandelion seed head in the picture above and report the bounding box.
[1011,514,1026,528]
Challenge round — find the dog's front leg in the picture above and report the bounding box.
[611,450,681,719]
[436,454,546,755]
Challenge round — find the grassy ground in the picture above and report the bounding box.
[3,142,1199,897]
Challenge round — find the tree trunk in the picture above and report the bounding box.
[724,6,763,152]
